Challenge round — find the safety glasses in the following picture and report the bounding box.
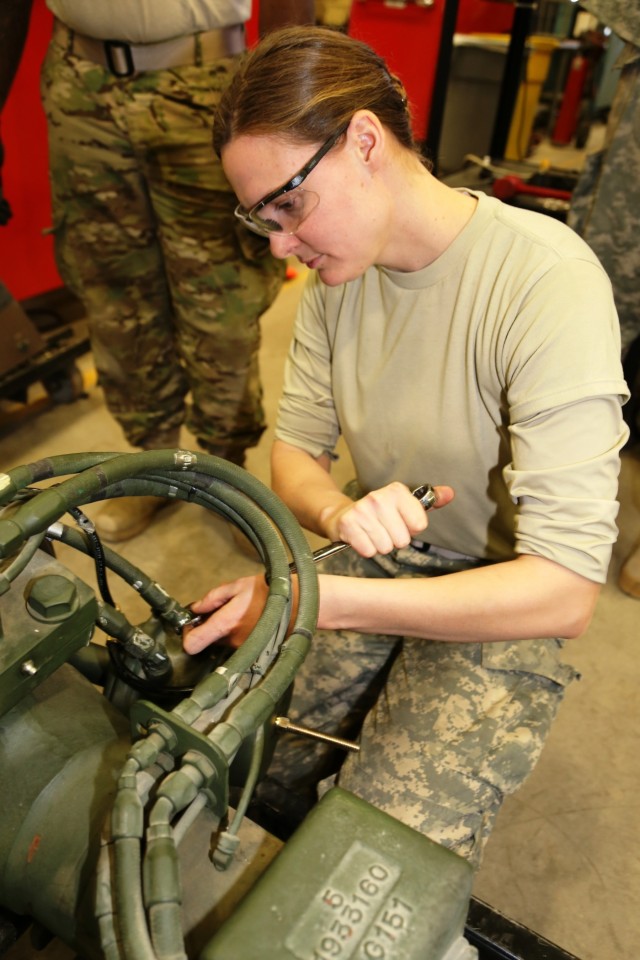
[234,121,350,238]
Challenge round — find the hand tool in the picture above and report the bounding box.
[290,482,438,572]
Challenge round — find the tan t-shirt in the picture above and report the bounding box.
[276,192,629,583]
[46,0,251,42]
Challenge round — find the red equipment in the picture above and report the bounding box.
[492,175,572,203]
[348,0,514,150]
[552,52,590,145]
[349,0,447,143]
[0,0,59,301]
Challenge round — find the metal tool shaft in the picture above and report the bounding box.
[274,716,360,752]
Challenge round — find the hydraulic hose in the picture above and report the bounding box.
[113,836,157,960]
[112,769,157,960]
[2,451,318,708]
[0,530,47,595]
[0,451,316,585]
[46,522,194,630]
[212,726,265,872]
[1,450,319,960]
[67,505,116,607]
[0,452,122,509]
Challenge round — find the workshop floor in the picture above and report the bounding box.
[1,255,639,960]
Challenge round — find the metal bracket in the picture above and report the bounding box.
[130,699,229,817]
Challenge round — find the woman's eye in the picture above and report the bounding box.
[275,193,303,214]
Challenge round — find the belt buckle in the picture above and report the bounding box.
[104,39,135,78]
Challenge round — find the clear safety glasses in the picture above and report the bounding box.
[234,121,350,238]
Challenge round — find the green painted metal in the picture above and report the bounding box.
[0,664,130,957]
[0,450,475,960]
[203,787,475,960]
[0,551,97,717]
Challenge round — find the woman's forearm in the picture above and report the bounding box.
[317,553,600,643]
[271,439,351,538]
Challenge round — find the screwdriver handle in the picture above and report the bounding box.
[291,483,437,571]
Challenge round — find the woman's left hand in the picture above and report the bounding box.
[320,481,454,558]
[182,575,269,654]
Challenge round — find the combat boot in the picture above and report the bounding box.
[93,496,170,542]
[93,429,181,542]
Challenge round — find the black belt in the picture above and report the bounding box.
[410,539,482,562]
[410,538,431,553]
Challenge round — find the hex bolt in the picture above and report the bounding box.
[21,660,38,677]
[25,574,79,623]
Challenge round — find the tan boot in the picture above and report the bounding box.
[618,542,640,599]
[93,496,169,543]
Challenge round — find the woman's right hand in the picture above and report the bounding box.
[182,574,270,655]
[318,481,454,558]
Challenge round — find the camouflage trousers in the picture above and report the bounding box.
[41,26,284,459]
[268,545,577,868]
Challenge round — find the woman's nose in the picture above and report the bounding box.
[269,233,298,258]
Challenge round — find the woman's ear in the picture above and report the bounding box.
[349,110,384,167]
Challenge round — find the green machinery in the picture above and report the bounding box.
[0,450,476,960]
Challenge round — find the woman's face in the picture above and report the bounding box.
[222,128,388,287]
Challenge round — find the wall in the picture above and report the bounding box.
[0,0,59,302]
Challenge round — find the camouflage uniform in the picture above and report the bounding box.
[568,2,640,359]
[41,26,284,460]
[268,545,577,869]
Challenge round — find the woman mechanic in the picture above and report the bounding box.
[183,27,629,866]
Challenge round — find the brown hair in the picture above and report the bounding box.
[213,26,418,157]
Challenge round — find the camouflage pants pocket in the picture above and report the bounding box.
[265,544,574,868]
[338,638,569,868]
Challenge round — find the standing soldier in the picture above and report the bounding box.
[1,0,314,542]
[568,1,640,596]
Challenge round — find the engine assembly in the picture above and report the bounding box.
[0,450,476,960]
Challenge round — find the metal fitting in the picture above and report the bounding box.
[25,574,79,623]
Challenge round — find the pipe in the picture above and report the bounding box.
[1,450,319,960]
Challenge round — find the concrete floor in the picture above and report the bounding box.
[1,264,639,960]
